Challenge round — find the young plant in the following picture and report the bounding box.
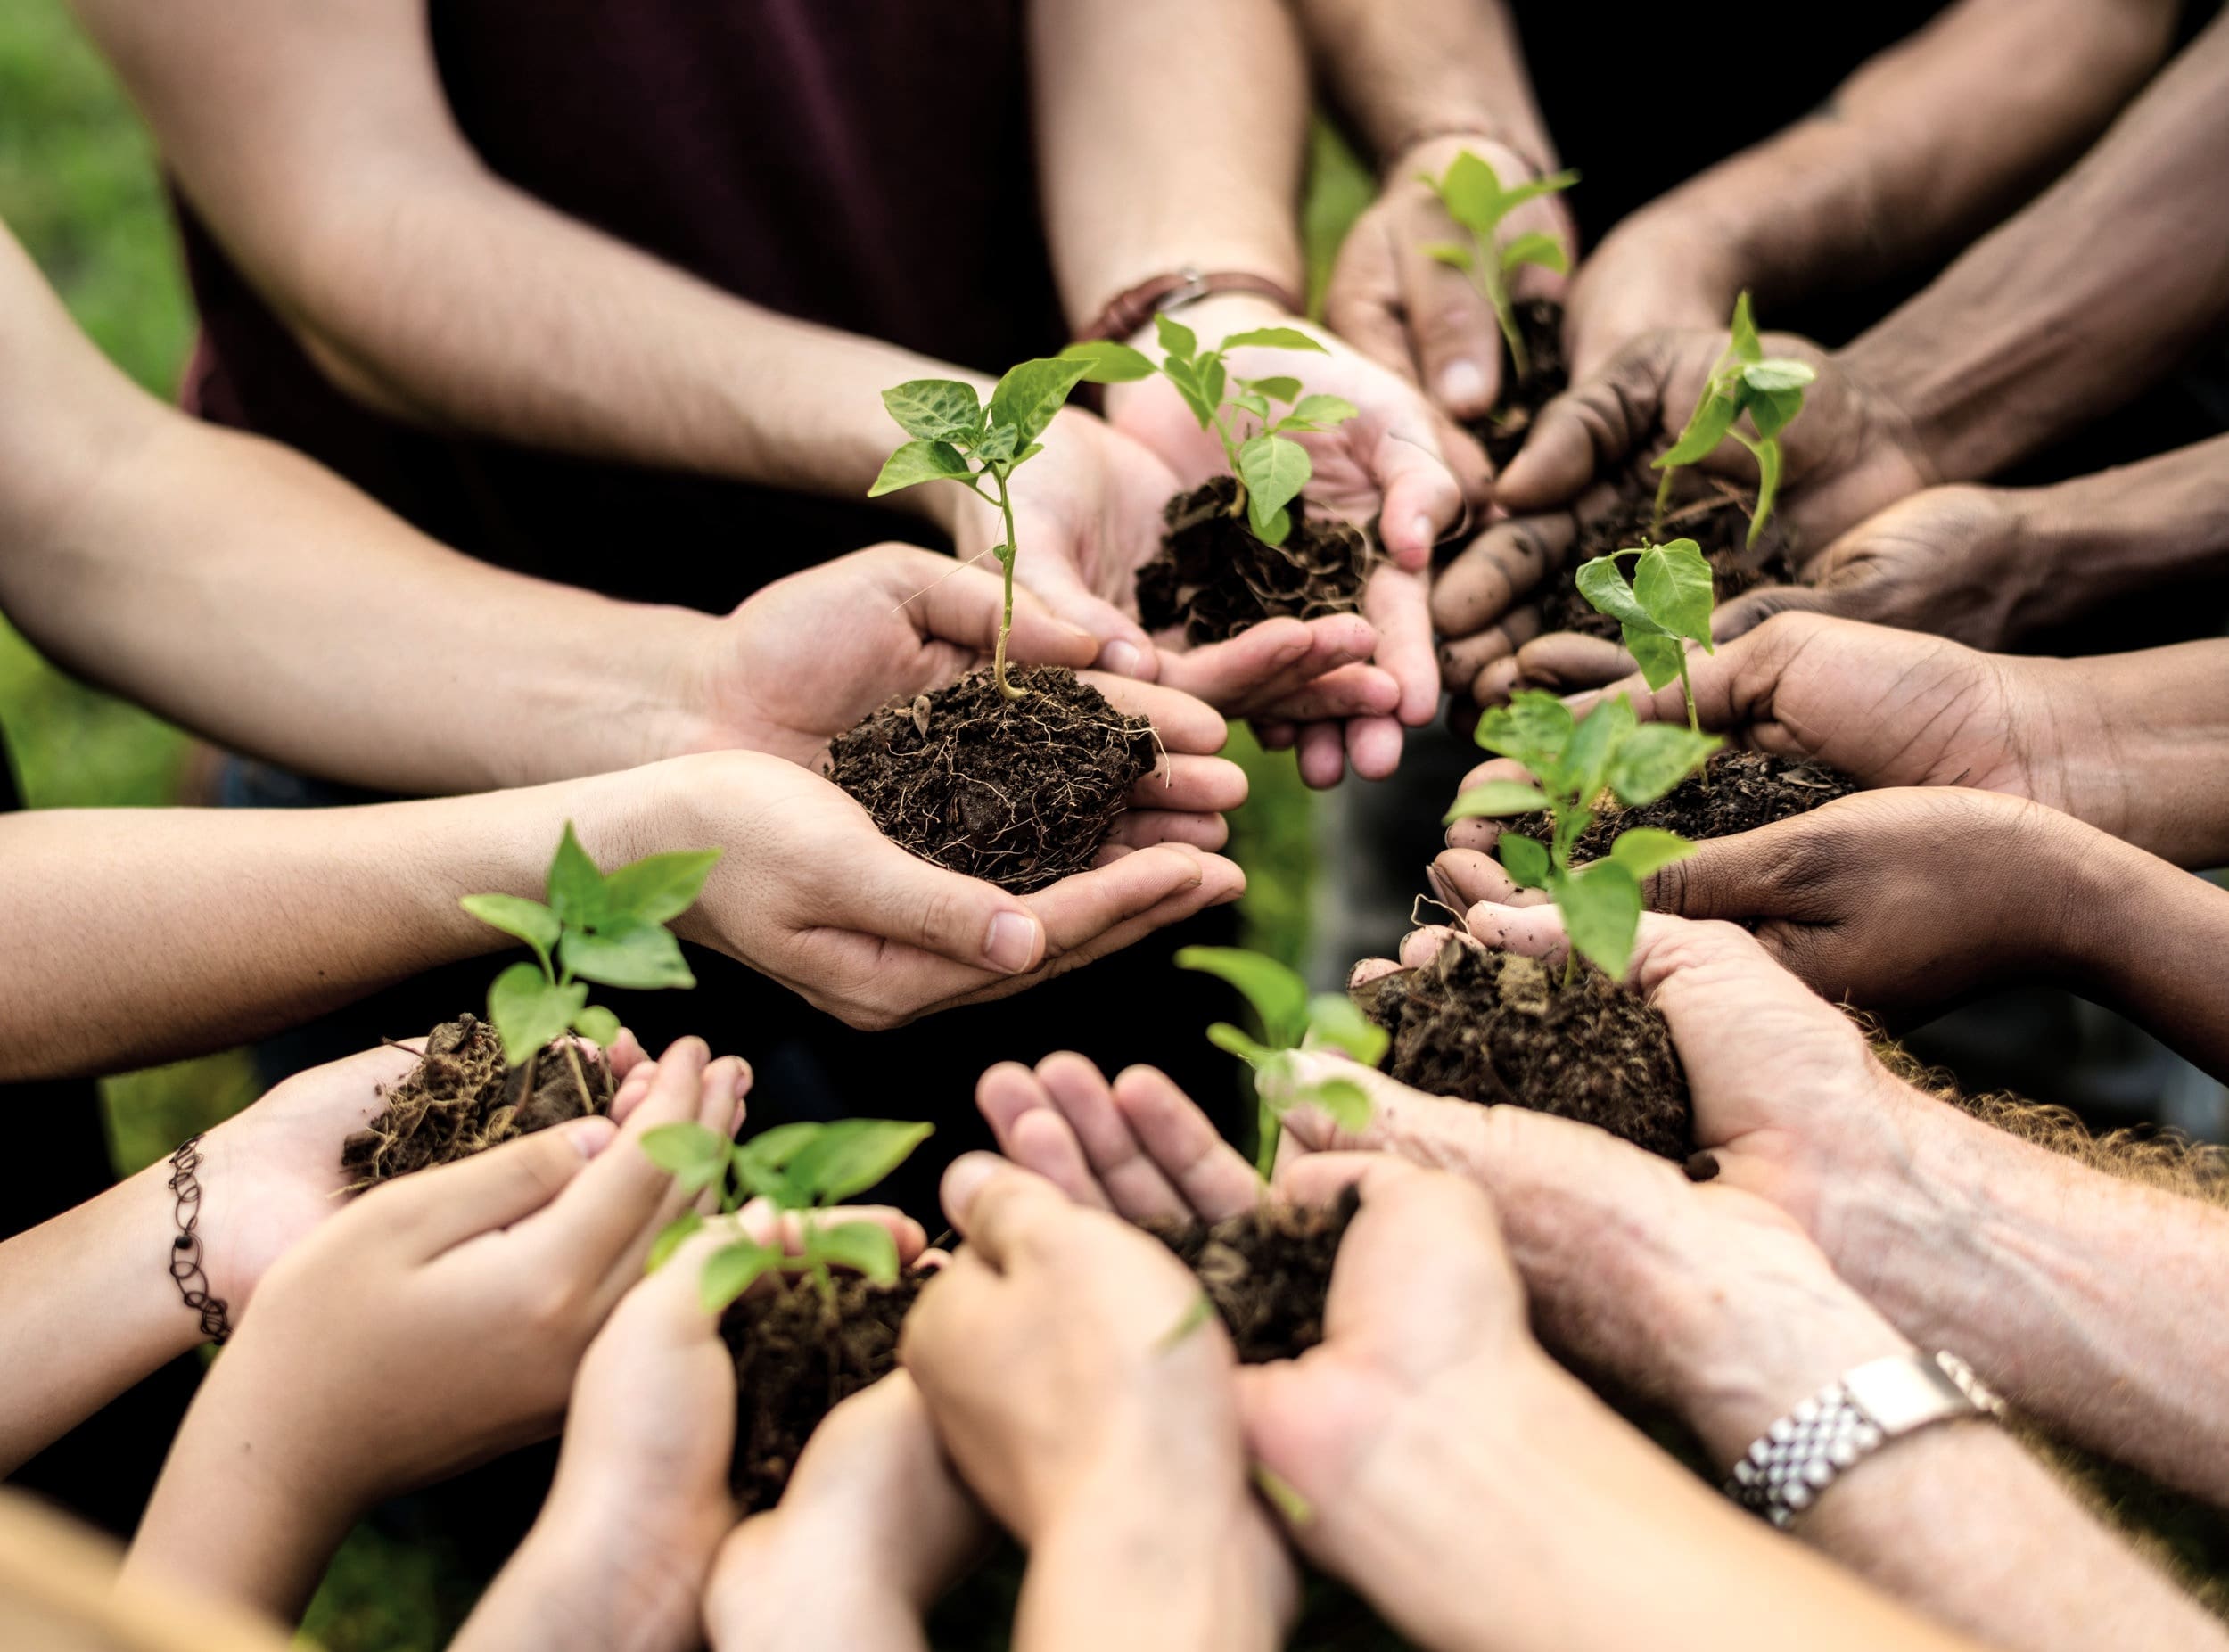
[1444,693,1716,981]
[1650,291,1815,547]
[641,1117,934,1312]
[460,823,720,1086]
[1575,537,1715,733]
[1416,149,1578,382]
[1062,319,1357,547]
[1174,945,1385,1175]
[868,357,1098,700]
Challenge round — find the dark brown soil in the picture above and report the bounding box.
[1509,750,1862,861]
[722,1191,1357,1511]
[1356,940,1691,1160]
[1535,478,1797,641]
[1466,297,1567,473]
[825,666,1156,894]
[1137,475,1375,645]
[339,1014,613,1190]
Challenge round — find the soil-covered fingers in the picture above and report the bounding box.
[1429,514,1570,642]
[1444,755,1540,852]
[1493,333,1684,513]
[1429,848,1549,912]
[1502,630,1639,696]
[1148,614,1389,719]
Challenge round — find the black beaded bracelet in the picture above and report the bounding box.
[166,1134,232,1344]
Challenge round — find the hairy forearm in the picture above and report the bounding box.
[0,1160,206,1471]
[1823,1095,2229,1504]
[1838,8,2229,480]
[1294,0,1554,168]
[1032,0,1306,328]
[1626,0,2175,311]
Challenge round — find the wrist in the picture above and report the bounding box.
[498,1500,714,1652]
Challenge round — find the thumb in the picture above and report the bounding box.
[1642,834,1778,923]
[385,1114,614,1256]
[913,556,1098,671]
[1369,419,1466,572]
[1494,340,1669,512]
[1712,580,1840,643]
[1010,538,1160,682]
[851,839,1047,976]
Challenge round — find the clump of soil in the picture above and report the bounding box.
[722,1191,1357,1511]
[1509,750,1861,861]
[1356,940,1691,1160]
[1467,297,1568,473]
[339,1014,613,1189]
[826,666,1156,894]
[1137,475,1375,645]
[1535,479,1796,641]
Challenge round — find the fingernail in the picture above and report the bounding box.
[564,1118,611,1158]
[1438,360,1485,407]
[984,911,1040,973]
[941,1152,1000,1220]
[1101,640,1144,677]
[733,1060,754,1102]
[1409,514,1435,548]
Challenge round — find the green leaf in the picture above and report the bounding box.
[700,1238,779,1313]
[1230,389,1271,422]
[1285,1076,1373,1134]
[1156,1292,1218,1352]
[987,357,1093,446]
[1574,555,1657,632]
[486,962,588,1065]
[1745,383,1805,442]
[1498,829,1550,889]
[1747,435,1783,547]
[1207,1022,1279,1067]
[1237,434,1312,539]
[547,822,606,929]
[560,916,695,991]
[1474,690,1574,767]
[1608,826,1697,883]
[784,1119,935,1204]
[1246,375,1304,404]
[1727,291,1762,362]
[1198,355,1228,420]
[1220,325,1326,354]
[570,1004,622,1046]
[1160,355,1218,430]
[1553,862,1643,980]
[1742,358,1814,393]
[974,423,1021,466]
[1304,993,1390,1066]
[1625,629,1685,693]
[881,379,983,442]
[812,1219,901,1286]
[1499,231,1568,276]
[1561,694,1635,801]
[1057,340,1156,383]
[736,1122,822,1174]
[459,893,561,960]
[602,847,721,925]
[1176,946,1309,1048]
[1608,723,1720,805]
[1422,241,1475,272]
[1432,148,1503,232]
[1443,779,1552,821]
[1253,505,1293,547]
[1655,388,1740,469]
[868,439,974,497]
[1496,168,1582,212]
[641,1122,731,1195]
[646,1209,703,1273]
[1286,392,1357,428]
[1633,539,1715,645]
[1155,312,1198,363]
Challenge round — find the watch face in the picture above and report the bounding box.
[1842,1352,1974,1434]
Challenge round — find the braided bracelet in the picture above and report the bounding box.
[166,1135,232,1344]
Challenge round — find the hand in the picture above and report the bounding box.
[975,1052,1261,1224]
[1324,135,1577,419]
[1435,787,2101,1023]
[705,1375,987,1652]
[1560,210,1745,382]
[634,748,1246,1031]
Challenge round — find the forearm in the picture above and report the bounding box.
[454,1516,700,1652]
[1822,1094,2229,1504]
[1621,0,2175,312]
[0,1159,208,1471]
[2037,639,2229,868]
[2007,433,2229,634]
[0,771,646,1081]
[1294,0,1554,168]
[1032,0,1306,329]
[2063,830,2229,1080]
[1837,9,2229,481]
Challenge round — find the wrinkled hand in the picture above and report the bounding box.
[705,1375,986,1652]
[1560,212,1745,382]
[641,742,1245,1032]
[1325,136,1577,420]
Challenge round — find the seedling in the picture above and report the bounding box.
[1416,150,1578,383]
[1651,292,1814,547]
[460,824,720,1090]
[1444,693,1716,980]
[1062,320,1357,547]
[641,1117,934,1312]
[869,358,1098,700]
[1175,945,1385,1175]
[1575,538,1715,733]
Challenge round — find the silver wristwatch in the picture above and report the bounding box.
[1726,1350,2005,1528]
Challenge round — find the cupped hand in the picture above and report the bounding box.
[1560,211,1745,382]
[1324,135,1577,419]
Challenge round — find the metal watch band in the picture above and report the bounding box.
[1726,1350,2004,1528]
[1076,267,1306,344]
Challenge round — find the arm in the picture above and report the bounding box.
[1295,0,1551,172]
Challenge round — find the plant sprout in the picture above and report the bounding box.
[1575,538,1715,733]
[1651,292,1815,547]
[1062,318,1357,547]
[1416,149,1578,382]
[1175,945,1385,1175]
[641,1117,934,1312]
[1444,693,1716,980]
[869,358,1097,700]
[461,824,720,1089]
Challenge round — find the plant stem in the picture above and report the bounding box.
[1479,230,1528,383]
[1676,649,1699,736]
[988,465,1026,701]
[1651,465,1676,538]
[1253,1097,1279,1179]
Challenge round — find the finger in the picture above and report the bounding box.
[1152,616,1381,719]
[1254,719,1297,751]
[851,835,1049,977]
[1395,229,1502,417]
[1429,515,1569,638]
[1371,420,1466,572]
[384,1113,614,1256]
[1437,604,1542,689]
[1429,847,1525,909]
[1640,818,1805,923]
[1345,714,1406,781]
[1109,1065,1262,1221]
[1397,923,1475,970]
[1034,1051,1191,1222]
[1325,224,1424,383]
[1124,752,1248,816]
[1366,563,1438,727]
[735,1197,928,1266]
[975,1061,1116,1212]
[1464,652,1529,709]
[903,551,1099,672]
[535,1039,734,1268]
[1347,956,1403,990]
[1711,580,1838,643]
[1494,341,1668,512]
[1296,720,1348,789]
[1508,631,1636,692]
[1239,662,1402,725]
[1272,1053,1483,1164]
[937,1152,1075,1269]
[605,1028,649,1084]
[1106,808,1229,851]
[606,1055,660,1126]
[1016,554,1161,684]
[1081,673,1231,755]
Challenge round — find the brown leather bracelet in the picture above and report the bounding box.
[1077,267,1307,343]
